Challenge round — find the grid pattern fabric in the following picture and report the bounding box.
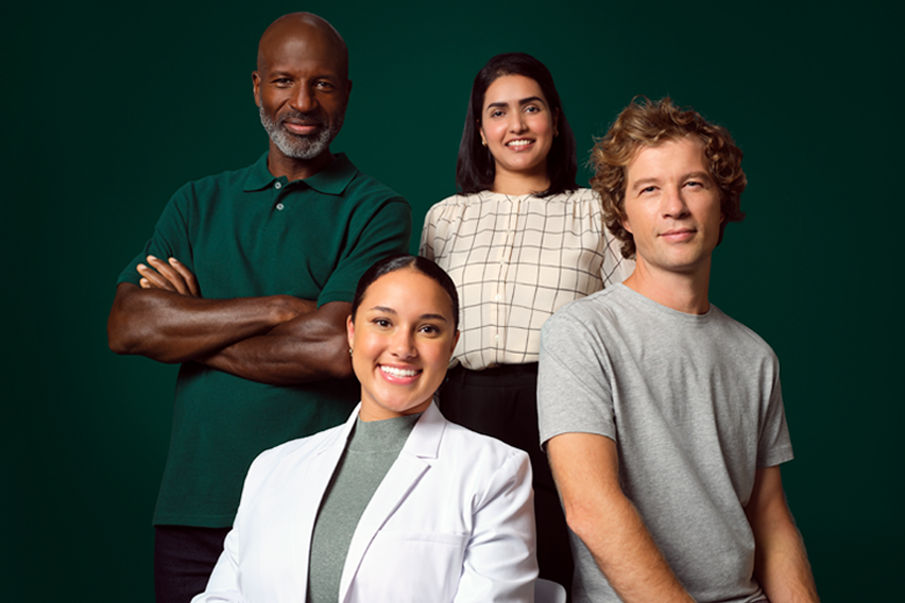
[420,188,634,370]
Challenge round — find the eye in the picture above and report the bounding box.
[273,77,293,87]
[489,109,505,118]
[524,104,541,113]
[418,324,442,336]
[314,80,335,91]
[640,185,658,195]
[371,317,392,328]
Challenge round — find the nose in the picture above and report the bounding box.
[390,329,417,360]
[661,186,690,219]
[508,111,527,133]
[290,84,317,113]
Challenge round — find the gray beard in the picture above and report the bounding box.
[258,106,339,160]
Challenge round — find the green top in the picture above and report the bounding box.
[307,413,420,603]
[117,152,411,526]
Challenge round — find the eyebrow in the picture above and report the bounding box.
[486,96,546,110]
[630,171,712,191]
[367,306,449,322]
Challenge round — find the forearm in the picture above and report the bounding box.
[201,301,353,385]
[754,520,818,602]
[107,283,303,363]
[548,433,691,602]
[565,492,693,602]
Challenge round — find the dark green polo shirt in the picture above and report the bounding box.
[117,152,411,527]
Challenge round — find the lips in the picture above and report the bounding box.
[659,228,696,242]
[505,138,534,150]
[379,364,421,384]
[282,120,321,135]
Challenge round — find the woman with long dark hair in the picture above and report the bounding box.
[420,53,633,590]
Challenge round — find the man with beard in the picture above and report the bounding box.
[107,13,410,601]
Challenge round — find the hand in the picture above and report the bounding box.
[137,255,201,297]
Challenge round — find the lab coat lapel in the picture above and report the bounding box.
[285,405,360,600]
[338,403,447,602]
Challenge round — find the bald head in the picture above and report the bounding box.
[257,12,348,79]
[252,12,351,172]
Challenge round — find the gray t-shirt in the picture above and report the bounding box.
[538,284,793,603]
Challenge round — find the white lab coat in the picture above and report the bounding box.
[192,402,537,602]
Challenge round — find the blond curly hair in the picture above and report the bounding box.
[590,97,747,259]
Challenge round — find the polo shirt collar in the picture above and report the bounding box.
[243,151,357,195]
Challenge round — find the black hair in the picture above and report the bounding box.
[350,255,460,331]
[456,52,578,196]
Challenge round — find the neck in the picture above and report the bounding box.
[623,257,712,315]
[491,168,550,196]
[267,144,334,182]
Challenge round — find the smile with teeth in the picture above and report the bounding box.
[379,365,421,378]
[506,139,533,148]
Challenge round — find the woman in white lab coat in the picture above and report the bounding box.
[193,254,537,602]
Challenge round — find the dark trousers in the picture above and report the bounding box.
[440,364,574,594]
[154,525,231,603]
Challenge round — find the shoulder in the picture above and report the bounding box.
[445,418,527,463]
[341,159,407,206]
[168,157,262,205]
[544,286,623,332]
[426,192,484,213]
[542,187,599,203]
[709,305,778,360]
[248,423,345,475]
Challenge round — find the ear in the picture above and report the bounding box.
[621,212,633,235]
[346,315,355,350]
[449,330,461,357]
[479,125,487,147]
[252,71,262,108]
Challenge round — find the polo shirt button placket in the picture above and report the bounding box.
[274,180,285,211]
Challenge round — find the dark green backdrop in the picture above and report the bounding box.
[6,0,902,600]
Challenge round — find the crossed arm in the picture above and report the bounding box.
[107,255,352,384]
[547,432,818,603]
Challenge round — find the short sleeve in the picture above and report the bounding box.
[317,197,411,306]
[757,361,794,467]
[116,184,196,286]
[537,308,617,447]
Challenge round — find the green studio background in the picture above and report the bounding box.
[4,0,901,600]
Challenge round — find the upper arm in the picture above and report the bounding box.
[454,451,537,602]
[546,432,621,531]
[317,197,411,307]
[418,203,440,259]
[117,186,194,287]
[745,465,792,532]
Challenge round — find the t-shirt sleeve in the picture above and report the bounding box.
[537,308,617,447]
[757,359,794,467]
[316,196,411,306]
[116,184,195,286]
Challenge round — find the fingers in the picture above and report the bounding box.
[167,257,201,297]
[137,255,191,295]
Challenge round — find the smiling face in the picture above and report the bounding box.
[479,74,556,189]
[622,136,723,277]
[252,16,349,164]
[347,267,459,422]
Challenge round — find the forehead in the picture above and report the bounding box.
[626,136,708,182]
[483,74,546,107]
[258,26,345,75]
[360,269,454,316]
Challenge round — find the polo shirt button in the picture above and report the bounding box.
[274,182,282,190]
[276,202,285,211]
